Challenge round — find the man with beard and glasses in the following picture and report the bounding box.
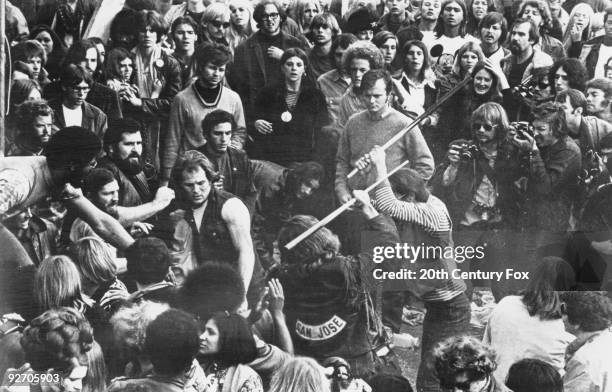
[70,168,175,249]
[7,100,55,157]
[99,118,158,207]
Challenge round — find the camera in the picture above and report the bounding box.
[459,143,480,160]
[510,122,534,140]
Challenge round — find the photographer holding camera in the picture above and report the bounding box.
[437,102,525,300]
[509,101,582,255]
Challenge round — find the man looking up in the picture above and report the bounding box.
[162,43,246,185]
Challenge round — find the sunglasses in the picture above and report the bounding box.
[210,20,231,28]
[472,122,497,132]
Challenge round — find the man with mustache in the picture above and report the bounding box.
[7,100,55,157]
[502,17,553,90]
[162,43,246,185]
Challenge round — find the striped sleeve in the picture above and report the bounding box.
[374,185,451,233]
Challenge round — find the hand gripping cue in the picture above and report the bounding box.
[284,159,411,251]
[346,76,473,180]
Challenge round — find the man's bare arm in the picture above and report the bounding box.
[222,197,255,291]
[66,194,135,250]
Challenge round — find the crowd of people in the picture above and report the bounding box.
[1,0,612,390]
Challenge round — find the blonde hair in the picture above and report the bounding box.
[269,356,331,392]
[227,0,257,52]
[563,3,595,45]
[452,41,484,76]
[34,255,82,312]
[293,0,321,33]
[70,236,117,285]
[110,301,170,358]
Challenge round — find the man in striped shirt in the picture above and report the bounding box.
[366,145,470,392]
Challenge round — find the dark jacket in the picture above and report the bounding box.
[49,99,108,138]
[229,31,304,111]
[43,81,123,120]
[250,82,330,166]
[524,135,582,232]
[273,214,399,377]
[568,36,603,79]
[436,140,527,229]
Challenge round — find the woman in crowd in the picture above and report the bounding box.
[198,312,263,392]
[548,57,588,97]
[517,0,566,61]
[29,25,66,82]
[432,41,484,151]
[293,0,321,44]
[466,0,494,36]
[11,40,50,88]
[399,40,437,113]
[268,357,331,392]
[201,3,232,46]
[252,48,330,167]
[549,0,570,32]
[122,10,181,169]
[227,0,257,54]
[484,257,576,382]
[563,3,596,53]
[105,47,137,99]
[2,307,95,391]
[372,31,400,77]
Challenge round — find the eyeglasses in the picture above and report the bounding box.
[210,20,231,29]
[472,122,497,132]
[262,12,280,20]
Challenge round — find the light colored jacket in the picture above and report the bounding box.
[501,48,554,85]
[564,328,612,392]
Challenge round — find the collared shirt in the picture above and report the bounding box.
[317,69,351,124]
